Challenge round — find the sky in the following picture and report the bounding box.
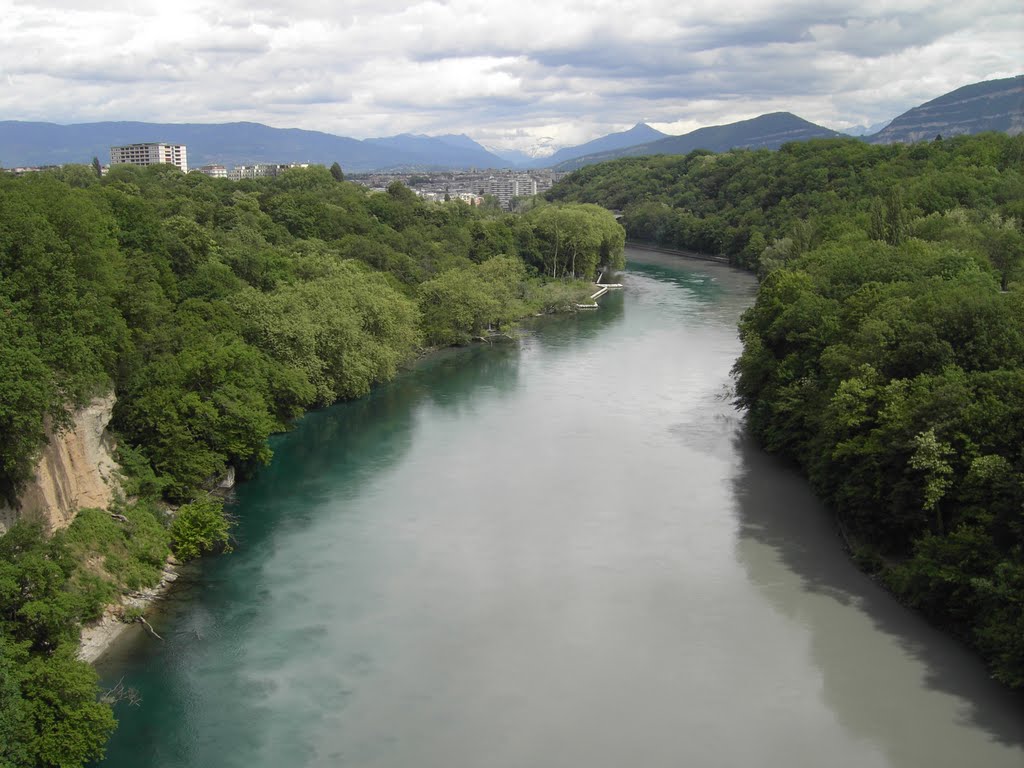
[2,0,1022,156]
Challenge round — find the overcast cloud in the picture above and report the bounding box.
[1,0,1021,154]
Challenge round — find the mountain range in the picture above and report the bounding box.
[1,75,1020,173]
[868,75,1023,144]
[548,112,844,171]
[528,123,668,169]
[0,121,510,172]
[550,75,1022,170]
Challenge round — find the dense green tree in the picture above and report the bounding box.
[18,648,117,767]
[527,204,624,279]
[550,133,1024,273]
[0,523,81,653]
[0,523,118,767]
[170,495,231,560]
[0,305,56,501]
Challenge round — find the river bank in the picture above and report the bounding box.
[96,251,1022,768]
[79,278,618,667]
[79,559,181,663]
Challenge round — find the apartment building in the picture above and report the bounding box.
[194,164,227,178]
[227,163,309,181]
[109,143,188,173]
[487,174,542,209]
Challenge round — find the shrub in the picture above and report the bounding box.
[170,495,231,561]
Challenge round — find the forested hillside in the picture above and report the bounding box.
[549,133,1024,687]
[549,134,1024,272]
[0,164,623,766]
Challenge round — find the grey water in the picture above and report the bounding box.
[98,247,1024,767]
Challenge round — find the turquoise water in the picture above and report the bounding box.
[97,249,1023,767]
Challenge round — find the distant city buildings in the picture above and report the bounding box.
[352,170,560,210]
[105,150,315,180]
[2,165,62,176]
[484,174,556,206]
[486,174,555,209]
[110,142,188,173]
[14,146,560,211]
[194,164,227,178]
[227,162,309,180]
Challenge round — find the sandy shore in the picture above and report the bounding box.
[78,560,180,664]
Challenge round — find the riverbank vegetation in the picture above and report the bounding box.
[0,163,622,765]
[549,133,1024,687]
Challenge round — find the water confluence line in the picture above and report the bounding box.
[626,240,731,264]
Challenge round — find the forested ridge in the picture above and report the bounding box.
[0,163,623,766]
[549,133,1024,688]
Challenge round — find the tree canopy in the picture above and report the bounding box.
[0,164,622,504]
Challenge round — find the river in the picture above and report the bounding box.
[96,247,1024,767]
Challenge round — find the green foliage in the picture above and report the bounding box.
[59,504,171,592]
[121,605,145,623]
[525,203,625,279]
[114,442,168,500]
[550,133,1024,273]
[0,302,56,501]
[0,522,86,654]
[234,259,421,404]
[0,161,621,506]
[0,636,32,768]
[170,495,231,561]
[524,278,595,314]
[116,335,280,501]
[17,647,117,767]
[0,524,119,767]
[419,256,529,345]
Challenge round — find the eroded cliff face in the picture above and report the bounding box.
[0,393,120,534]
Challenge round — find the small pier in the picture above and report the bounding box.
[575,271,623,310]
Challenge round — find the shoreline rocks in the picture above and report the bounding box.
[78,559,180,664]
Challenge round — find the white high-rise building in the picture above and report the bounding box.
[195,164,227,178]
[109,143,188,173]
[487,174,541,209]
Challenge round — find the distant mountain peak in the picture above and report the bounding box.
[550,111,842,171]
[532,122,669,168]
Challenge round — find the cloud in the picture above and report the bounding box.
[0,0,1020,152]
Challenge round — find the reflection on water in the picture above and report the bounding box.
[731,430,1024,761]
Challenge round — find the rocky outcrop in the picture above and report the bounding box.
[0,393,120,535]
